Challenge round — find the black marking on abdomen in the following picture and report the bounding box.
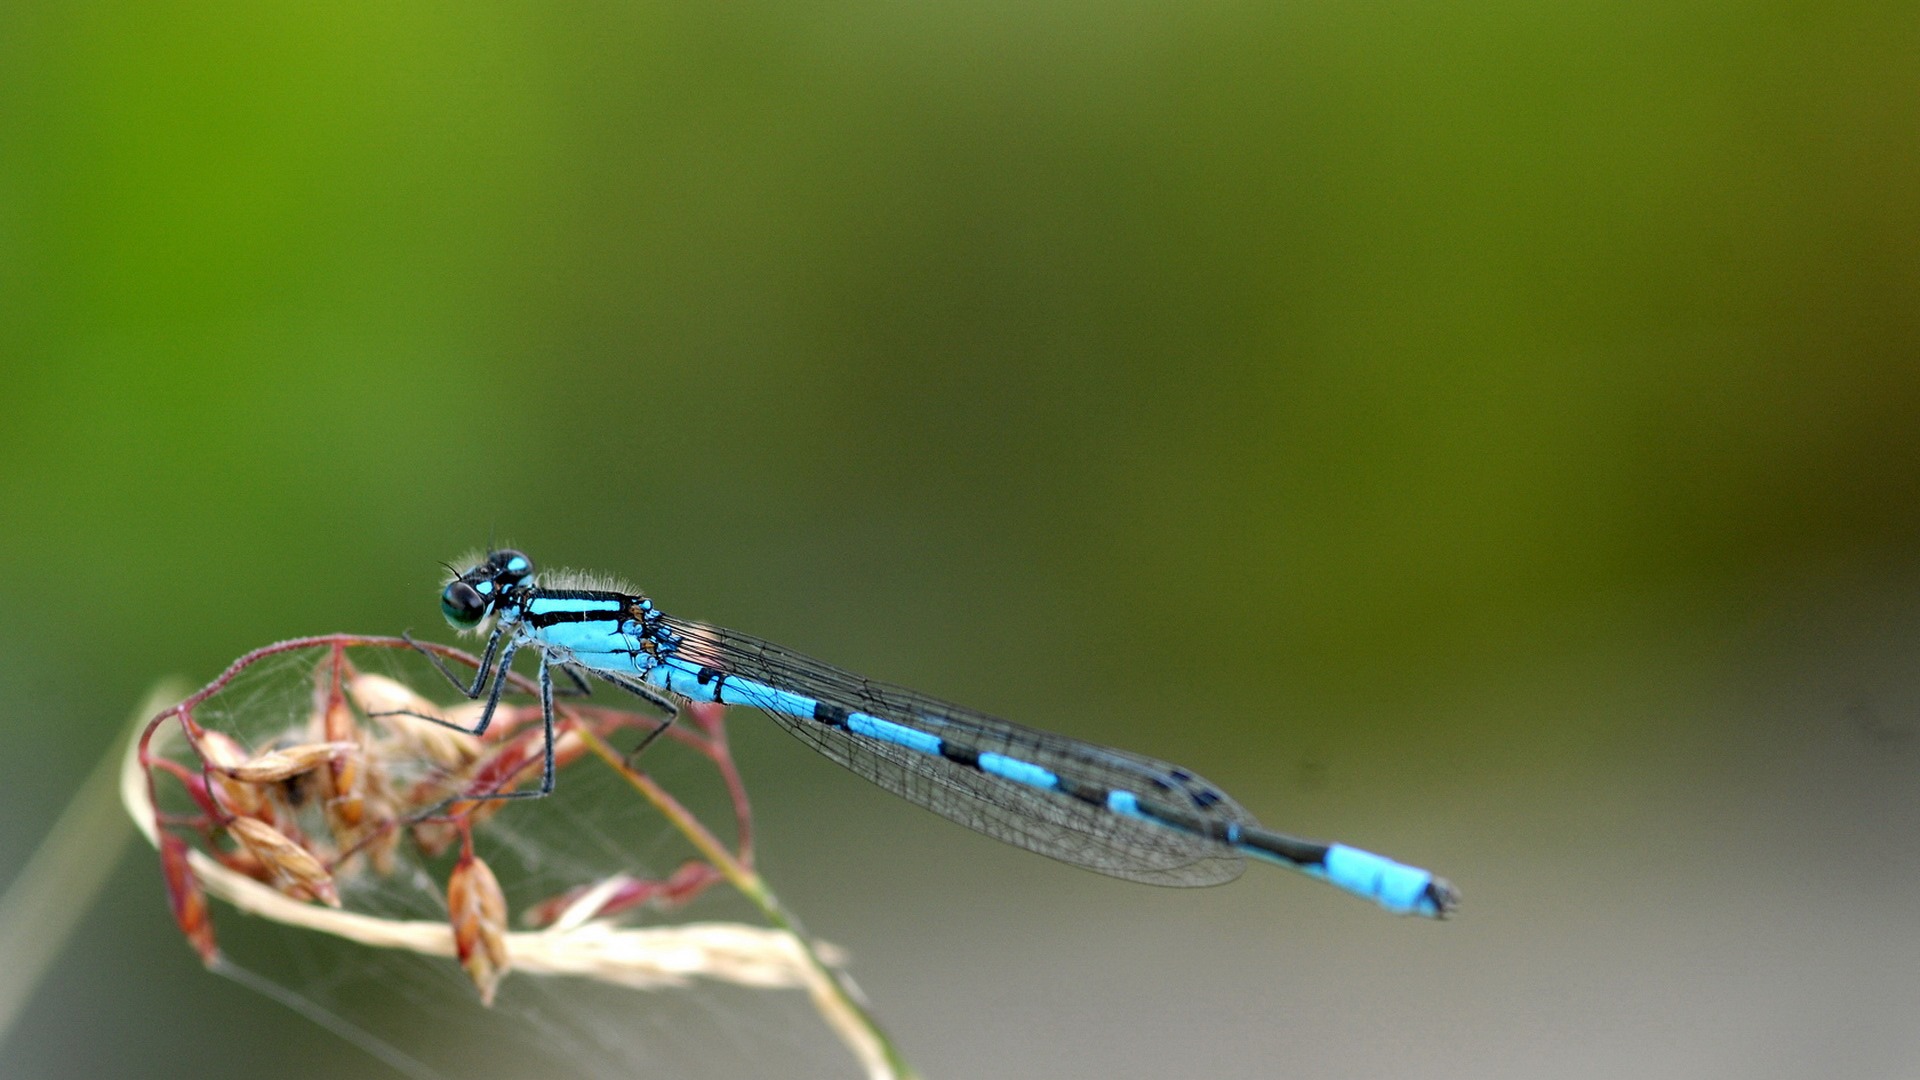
[1235,827,1329,867]
[1191,788,1222,810]
[813,702,850,728]
[938,741,980,768]
[1129,795,1254,852]
[1133,795,1208,836]
[1055,776,1110,806]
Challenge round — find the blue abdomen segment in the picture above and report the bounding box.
[1296,843,1453,917]
[847,714,943,755]
[977,752,1059,790]
[640,659,958,762]
[641,657,821,720]
[638,658,1067,792]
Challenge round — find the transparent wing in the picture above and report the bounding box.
[662,618,1251,886]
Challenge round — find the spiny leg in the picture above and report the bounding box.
[425,651,557,805]
[518,656,557,798]
[373,640,520,742]
[403,625,503,700]
[552,663,594,699]
[585,669,681,765]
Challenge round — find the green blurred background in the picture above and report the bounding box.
[3,2,1919,1077]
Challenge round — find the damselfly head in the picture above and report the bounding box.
[487,549,534,584]
[440,549,536,630]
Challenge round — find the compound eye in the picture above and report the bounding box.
[441,581,488,628]
[490,549,533,584]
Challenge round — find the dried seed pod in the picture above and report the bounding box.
[347,672,427,716]
[225,742,353,784]
[324,740,366,832]
[360,804,402,877]
[159,833,218,966]
[195,729,250,769]
[318,694,368,828]
[227,816,341,907]
[196,730,271,822]
[350,673,483,767]
[213,843,269,880]
[436,731,550,826]
[325,791,366,838]
[447,850,510,1005]
[322,689,359,744]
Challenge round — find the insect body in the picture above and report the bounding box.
[414,550,1457,917]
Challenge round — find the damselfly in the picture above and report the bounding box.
[406,550,1457,918]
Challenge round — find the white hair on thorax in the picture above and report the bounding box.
[542,566,640,595]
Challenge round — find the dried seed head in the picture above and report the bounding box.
[214,844,269,879]
[226,742,354,784]
[195,731,272,821]
[322,691,359,744]
[433,735,544,825]
[326,791,366,833]
[227,816,341,907]
[447,851,511,1005]
[361,806,402,876]
[195,730,251,769]
[350,673,483,767]
[347,671,435,717]
[159,833,218,966]
[322,712,368,823]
